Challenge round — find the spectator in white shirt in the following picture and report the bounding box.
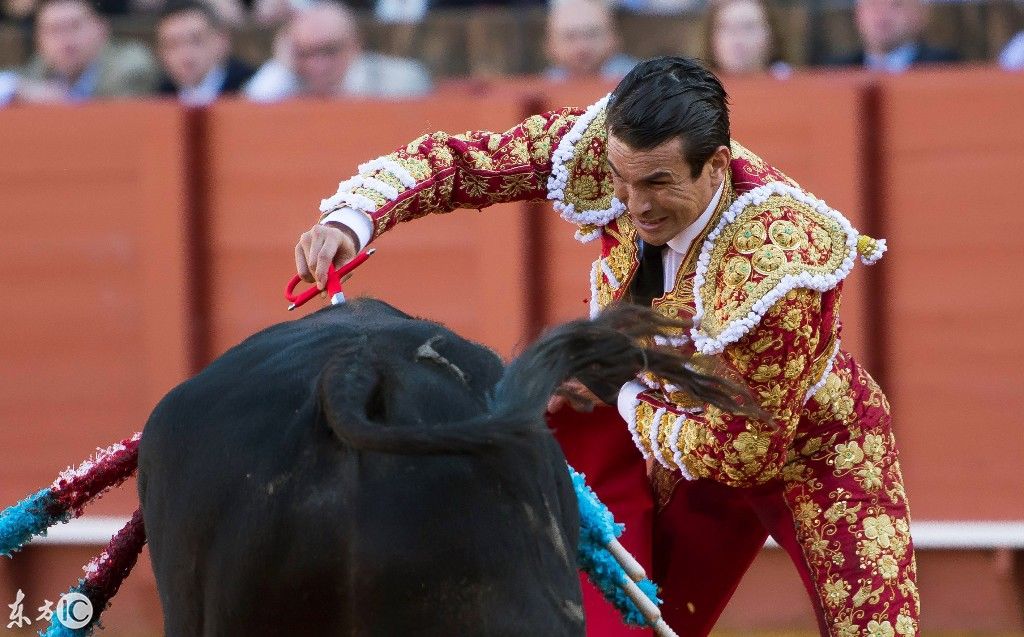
[243,0,432,101]
[999,31,1024,70]
[545,0,638,81]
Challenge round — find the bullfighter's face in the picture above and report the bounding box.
[607,134,730,247]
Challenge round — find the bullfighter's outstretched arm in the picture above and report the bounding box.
[316,107,586,250]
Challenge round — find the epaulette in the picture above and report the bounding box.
[691,182,885,355]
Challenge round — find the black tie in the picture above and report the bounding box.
[578,241,666,404]
[629,241,665,307]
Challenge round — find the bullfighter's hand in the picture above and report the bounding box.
[546,378,602,414]
[295,222,359,291]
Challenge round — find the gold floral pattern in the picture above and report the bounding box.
[774,352,921,635]
[733,220,767,253]
[332,107,580,237]
[770,218,805,250]
[697,191,852,342]
[560,107,616,215]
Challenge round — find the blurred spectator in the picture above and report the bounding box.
[703,0,789,77]
[617,0,702,14]
[545,0,638,81]
[145,0,248,29]
[825,0,960,71]
[244,0,432,101]
[2,0,129,20]
[374,0,426,24]
[250,0,290,28]
[999,31,1024,70]
[1,0,158,105]
[156,1,253,104]
[3,0,38,22]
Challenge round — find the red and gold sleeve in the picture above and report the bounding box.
[624,288,836,487]
[316,107,583,240]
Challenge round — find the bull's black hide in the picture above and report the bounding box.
[139,298,749,636]
[139,299,585,637]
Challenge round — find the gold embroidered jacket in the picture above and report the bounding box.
[318,95,888,488]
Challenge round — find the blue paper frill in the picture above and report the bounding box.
[0,488,70,558]
[569,465,661,626]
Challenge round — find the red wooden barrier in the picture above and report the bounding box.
[202,96,534,361]
[877,68,1024,520]
[0,102,192,515]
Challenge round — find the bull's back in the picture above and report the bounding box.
[138,299,582,636]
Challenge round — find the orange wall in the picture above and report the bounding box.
[876,69,1024,520]
[0,102,192,514]
[202,96,534,361]
[1,70,1023,525]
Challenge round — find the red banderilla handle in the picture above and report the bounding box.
[285,248,376,311]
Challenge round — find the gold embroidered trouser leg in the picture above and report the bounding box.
[780,409,921,636]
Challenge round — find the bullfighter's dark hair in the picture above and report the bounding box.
[607,56,731,179]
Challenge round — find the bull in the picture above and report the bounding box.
[138,298,744,636]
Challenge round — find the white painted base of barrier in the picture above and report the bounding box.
[27,517,1024,550]
[763,520,1024,550]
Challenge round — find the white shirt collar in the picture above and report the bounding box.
[665,180,725,255]
[179,64,228,106]
[865,42,919,74]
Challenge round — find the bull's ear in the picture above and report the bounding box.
[361,367,391,424]
[317,334,387,426]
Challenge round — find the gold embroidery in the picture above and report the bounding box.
[466,149,493,170]
[724,256,752,288]
[396,156,432,180]
[562,107,615,215]
[406,134,429,154]
[733,220,767,253]
[752,244,787,274]
[500,139,531,168]
[769,219,804,250]
[429,144,455,168]
[373,171,405,193]
[635,400,654,457]
[350,186,387,209]
[461,173,489,199]
[486,133,501,152]
[697,191,851,340]
[498,173,534,200]
[523,114,547,138]
[530,137,553,164]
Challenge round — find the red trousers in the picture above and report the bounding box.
[550,405,654,637]
[550,405,919,637]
